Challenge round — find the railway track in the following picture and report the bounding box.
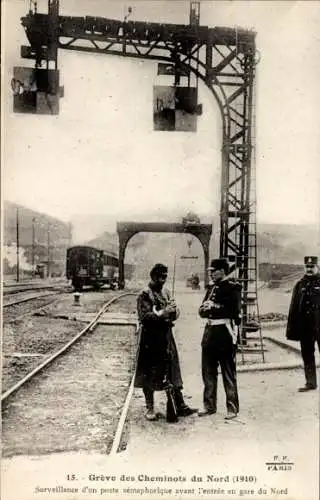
[2,291,139,457]
[3,290,65,308]
[3,289,69,324]
[3,281,68,296]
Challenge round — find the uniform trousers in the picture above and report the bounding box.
[300,336,320,388]
[201,324,239,414]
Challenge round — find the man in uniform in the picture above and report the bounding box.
[198,258,242,419]
[135,263,197,421]
[286,256,320,391]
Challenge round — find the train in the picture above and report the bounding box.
[66,245,134,291]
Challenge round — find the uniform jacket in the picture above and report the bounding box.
[199,279,242,350]
[199,279,242,324]
[286,274,320,341]
[134,283,183,391]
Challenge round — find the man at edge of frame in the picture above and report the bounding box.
[286,255,320,392]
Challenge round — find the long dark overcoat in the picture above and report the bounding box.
[286,275,320,341]
[134,284,183,391]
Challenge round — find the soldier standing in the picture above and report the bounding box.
[198,258,242,419]
[134,263,197,421]
[286,256,320,391]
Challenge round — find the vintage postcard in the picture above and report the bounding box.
[1,1,319,500]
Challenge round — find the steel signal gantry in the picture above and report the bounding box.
[14,0,260,336]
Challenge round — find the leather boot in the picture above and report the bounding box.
[174,389,198,417]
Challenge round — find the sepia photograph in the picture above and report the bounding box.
[1,1,319,499]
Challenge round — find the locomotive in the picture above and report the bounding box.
[66,245,120,291]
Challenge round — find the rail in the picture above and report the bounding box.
[2,292,137,402]
[3,291,64,308]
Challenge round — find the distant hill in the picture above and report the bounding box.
[86,231,147,263]
[257,223,319,264]
[3,201,72,276]
[71,210,213,243]
[5,201,317,281]
[78,215,319,281]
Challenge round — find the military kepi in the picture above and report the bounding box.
[208,258,229,273]
[304,256,318,266]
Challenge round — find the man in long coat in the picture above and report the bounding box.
[135,263,197,421]
[286,255,320,391]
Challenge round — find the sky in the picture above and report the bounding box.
[2,0,320,237]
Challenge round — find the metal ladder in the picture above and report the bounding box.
[237,64,265,364]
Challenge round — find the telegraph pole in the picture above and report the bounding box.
[47,222,50,278]
[32,217,36,276]
[16,208,20,281]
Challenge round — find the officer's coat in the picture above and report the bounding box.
[199,279,242,350]
[134,283,183,391]
[286,274,320,341]
[199,279,242,324]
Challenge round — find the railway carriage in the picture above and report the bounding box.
[66,245,135,291]
[66,246,119,291]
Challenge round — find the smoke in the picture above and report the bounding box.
[3,244,33,271]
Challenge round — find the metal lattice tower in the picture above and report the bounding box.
[15,1,263,359]
[236,67,265,362]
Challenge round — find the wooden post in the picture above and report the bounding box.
[172,254,177,298]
